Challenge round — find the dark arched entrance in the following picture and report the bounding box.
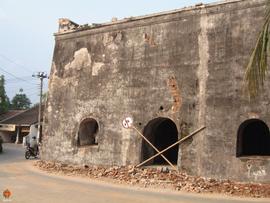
[141,117,179,165]
[236,119,270,157]
[78,118,99,146]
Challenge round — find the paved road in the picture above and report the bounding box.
[0,144,269,203]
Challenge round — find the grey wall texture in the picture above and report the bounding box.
[42,0,270,183]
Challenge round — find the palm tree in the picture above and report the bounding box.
[245,2,270,99]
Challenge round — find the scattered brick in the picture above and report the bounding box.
[34,160,270,198]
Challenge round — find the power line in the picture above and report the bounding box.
[32,71,49,143]
[0,65,35,85]
[0,53,34,73]
[6,83,39,88]
[5,79,36,85]
[25,92,40,97]
[5,77,36,83]
[9,88,39,94]
[6,76,33,81]
[20,87,39,91]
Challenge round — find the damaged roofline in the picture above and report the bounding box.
[55,0,245,36]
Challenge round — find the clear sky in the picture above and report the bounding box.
[0,0,217,104]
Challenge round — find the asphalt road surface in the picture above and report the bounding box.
[0,143,269,203]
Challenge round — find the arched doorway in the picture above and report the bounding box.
[141,117,179,165]
[236,119,270,157]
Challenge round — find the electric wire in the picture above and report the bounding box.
[5,78,36,84]
[20,87,39,91]
[0,65,36,85]
[0,53,34,73]
[5,76,33,81]
[26,92,40,97]
[0,56,48,104]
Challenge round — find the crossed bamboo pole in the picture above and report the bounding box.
[132,126,177,170]
[133,126,206,169]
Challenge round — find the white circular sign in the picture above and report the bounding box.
[122,117,133,129]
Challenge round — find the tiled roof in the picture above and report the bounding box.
[0,105,42,125]
[0,110,24,121]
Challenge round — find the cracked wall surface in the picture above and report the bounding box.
[42,0,270,183]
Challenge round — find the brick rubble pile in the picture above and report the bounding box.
[34,160,270,198]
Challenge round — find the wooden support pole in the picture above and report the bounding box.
[136,126,206,168]
[132,126,177,171]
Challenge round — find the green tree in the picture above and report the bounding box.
[0,75,10,114]
[11,88,31,110]
[245,2,270,98]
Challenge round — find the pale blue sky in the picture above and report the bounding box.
[0,0,216,104]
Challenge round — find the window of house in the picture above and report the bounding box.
[236,119,270,157]
[77,118,98,146]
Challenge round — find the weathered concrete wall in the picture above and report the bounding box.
[199,0,270,182]
[180,0,270,183]
[42,0,270,183]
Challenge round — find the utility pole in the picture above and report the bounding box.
[32,72,48,143]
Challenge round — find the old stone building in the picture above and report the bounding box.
[42,0,270,183]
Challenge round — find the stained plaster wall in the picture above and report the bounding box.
[42,0,270,183]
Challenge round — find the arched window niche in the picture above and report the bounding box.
[77,118,99,147]
[236,119,270,157]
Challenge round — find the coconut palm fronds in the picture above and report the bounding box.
[245,5,270,99]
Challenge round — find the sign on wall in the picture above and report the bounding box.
[122,117,133,129]
[0,124,16,132]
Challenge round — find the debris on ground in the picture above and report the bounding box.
[34,160,270,198]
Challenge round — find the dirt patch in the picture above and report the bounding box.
[34,160,270,198]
